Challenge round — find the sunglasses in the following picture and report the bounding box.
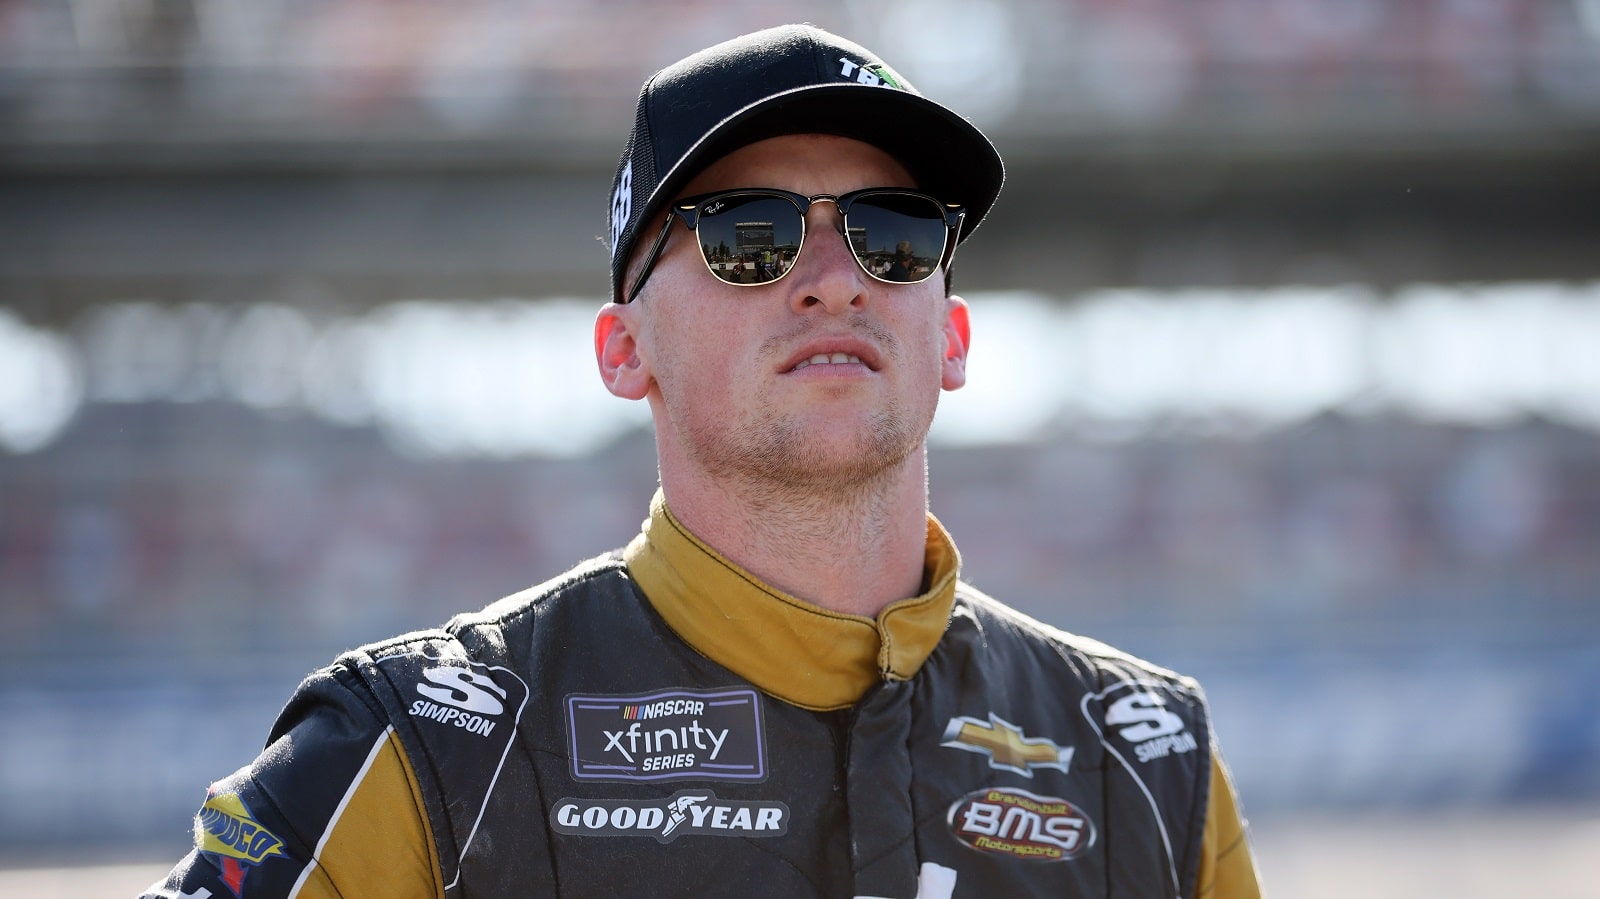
[625,188,966,303]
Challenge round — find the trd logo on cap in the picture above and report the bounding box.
[837,57,907,90]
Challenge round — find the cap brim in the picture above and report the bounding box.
[642,83,1004,249]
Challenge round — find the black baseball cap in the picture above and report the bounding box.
[605,23,1006,303]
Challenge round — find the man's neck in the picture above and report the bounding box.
[659,449,932,618]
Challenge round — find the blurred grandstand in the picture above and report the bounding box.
[2,0,1599,888]
[4,0,1600,310]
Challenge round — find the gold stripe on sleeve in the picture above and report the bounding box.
[288,727,444,899]
[1195,750,1262,899]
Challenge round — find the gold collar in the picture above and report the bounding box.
[623,491,960,711]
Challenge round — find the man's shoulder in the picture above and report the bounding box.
[950,580,1198,689]
[293,550,634,721]
[255,556,637,899]
[350,550,633,659]
[450,550,633,637]
[283,550,640,778]
[948,581,1214,801]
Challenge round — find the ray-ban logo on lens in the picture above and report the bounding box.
[566,688,767,782]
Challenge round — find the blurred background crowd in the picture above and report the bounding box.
[5,0,1600,144]
[2,0,1598,877]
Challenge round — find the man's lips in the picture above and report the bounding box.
[780,339,882,373]
[791,351,863,371]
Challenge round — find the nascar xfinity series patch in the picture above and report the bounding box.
[566,687,768,782]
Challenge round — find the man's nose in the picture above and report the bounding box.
[788,202,869,314]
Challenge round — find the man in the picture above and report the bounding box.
[885,240,918,282]
[144,24,1260,899]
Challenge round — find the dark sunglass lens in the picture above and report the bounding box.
[846,194,948,284]
[694,194,803,284]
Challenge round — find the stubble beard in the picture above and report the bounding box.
[653,313,939,514]
[688,394,925,502]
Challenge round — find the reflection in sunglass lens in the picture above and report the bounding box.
[695,195,804,285]
[693,191,948,286]
[845,193,948,284]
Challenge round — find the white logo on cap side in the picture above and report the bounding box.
[610,160,633,259]
[838,57,881,85]
[836,57,908,90]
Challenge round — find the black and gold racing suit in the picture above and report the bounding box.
[143,494,1260,898]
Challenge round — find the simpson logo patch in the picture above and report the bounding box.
[946,787,1097,862]
[194,789,286,897]
[566,687,767,782]
[550,790,788,843]
[1098,682,1199,764]
[409,663,523,739]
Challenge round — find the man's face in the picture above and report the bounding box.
[596,134,970,492]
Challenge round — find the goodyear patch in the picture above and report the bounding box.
[550,791,788,843]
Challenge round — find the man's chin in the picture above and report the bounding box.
[732,429,922,492]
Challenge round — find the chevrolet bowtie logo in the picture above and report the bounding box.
[941,713,1074,778]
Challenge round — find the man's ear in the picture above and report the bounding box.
[941,295,971,391]
[595,305,651,400]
